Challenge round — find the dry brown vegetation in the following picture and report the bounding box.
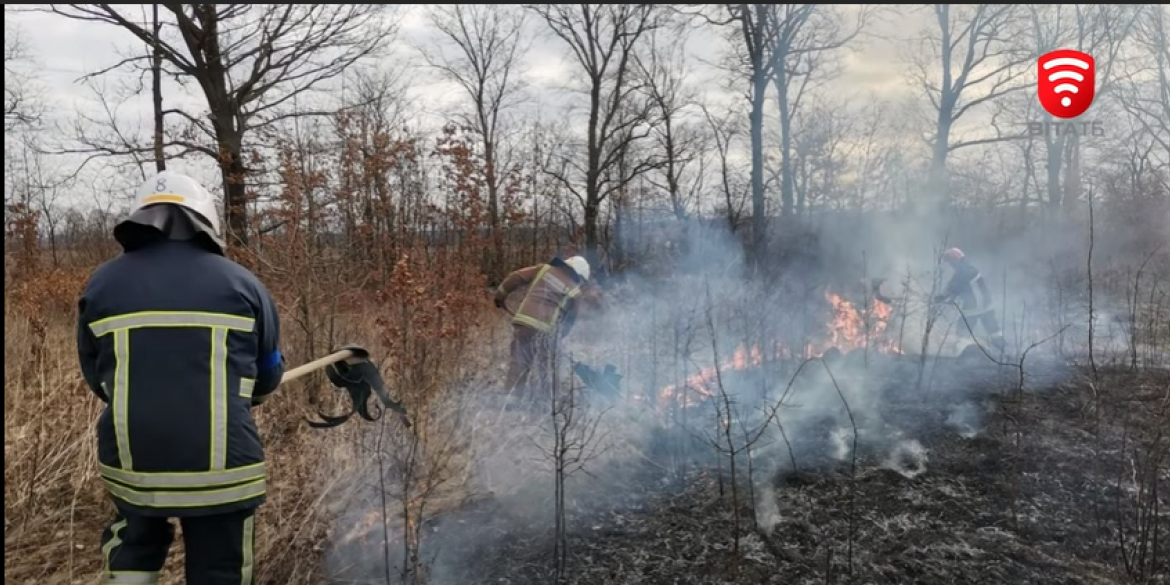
[3,117,541,583]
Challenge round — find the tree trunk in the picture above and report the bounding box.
[1062,132,1082,210]
[775,66,795,217]
[749,73,768,263]
[928,112,952,211]
[584,198,600,260]
[483,133,502,280]
[216,127,249,248]
[151,3,166,173]
[1045,127,1067,212]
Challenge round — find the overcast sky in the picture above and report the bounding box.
[7,5,966,207]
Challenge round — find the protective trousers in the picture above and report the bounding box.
[963,306,1006,351]
[979,311,1007,350]
[100,508,256,585]
[505,324,557,402]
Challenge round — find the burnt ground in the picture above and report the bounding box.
[328,365,1170,585]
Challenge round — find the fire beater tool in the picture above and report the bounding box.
[276,343,411,429]
[572,360,623,401]
[499,304,624,401]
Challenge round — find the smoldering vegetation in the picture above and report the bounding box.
[323,219,1170,584]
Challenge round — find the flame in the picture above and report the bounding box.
[658,290,902,407]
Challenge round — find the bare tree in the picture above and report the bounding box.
[700,101,749,231]
[909,4,1031,209]
[702,4,774,261]
[39,4,395,246]
[1123,5,1170,165]
[767,5,867,217]
[425,4,530,277]
[3,16,42,132]
[840,98,919,210]
[528,4,665,263]
[787,97,851,211]
[637,27,706,220]
[68,77,159,183]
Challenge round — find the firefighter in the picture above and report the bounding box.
[934,247,1006,352]
[77,171,284,585]
[493,255,594,399]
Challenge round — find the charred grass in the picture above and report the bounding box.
[380,364,1169,585]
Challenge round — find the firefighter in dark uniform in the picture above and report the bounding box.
[935,247,1007,352]
[77,171,285,585]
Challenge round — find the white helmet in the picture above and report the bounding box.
[564,255,591,281]
[132,171,221,237]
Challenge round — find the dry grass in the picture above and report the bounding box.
[2,245,501,584]
[2,303,319,583]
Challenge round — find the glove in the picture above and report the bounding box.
[493,296,506,310]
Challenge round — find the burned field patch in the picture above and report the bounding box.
[329,366,1168,585]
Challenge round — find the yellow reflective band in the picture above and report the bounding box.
[90,311,251,474]
[514,265,552,326]
[241,515,256,585]
[113,329,133,469]
[102,571,161,584]
[512,266,584,334]
[102,518,127,577]
[141,193,186,205]
[513,313,554,333]
[103,478,267,508]
[210,326,228,471]
[90,311,255,337]
[99,462,265,488]
[239,377,255,399]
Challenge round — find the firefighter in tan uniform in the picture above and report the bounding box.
[493,256,595,397]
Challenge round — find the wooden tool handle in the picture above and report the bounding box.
[279,349,355,386]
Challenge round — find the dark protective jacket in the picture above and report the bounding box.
[942,258,994,315]
[77,239,284,518]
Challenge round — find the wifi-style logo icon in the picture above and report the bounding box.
[1037,49,1096,119]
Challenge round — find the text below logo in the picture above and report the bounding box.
[1037,49,1095,119]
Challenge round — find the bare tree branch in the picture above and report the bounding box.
[908,4,1032,208]
[35,3,397,246]
[527,3,666,261]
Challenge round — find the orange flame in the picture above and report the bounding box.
[658,291,901,407]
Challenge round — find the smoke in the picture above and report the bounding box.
[323,207,1162,583]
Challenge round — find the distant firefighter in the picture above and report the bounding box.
[935,247,1006,352]
[493,255,597,399]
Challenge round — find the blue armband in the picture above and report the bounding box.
[259,350,283,371]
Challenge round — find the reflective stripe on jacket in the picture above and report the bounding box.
[77,240,284,517]
[496,258,584,335]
